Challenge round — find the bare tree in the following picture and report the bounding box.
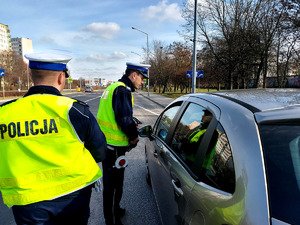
[181,0,299,89]
[0,50,28,90]
[272,0,300,87]
[182,0,259,89]
[149,40,193,93]
[168,42,193,93]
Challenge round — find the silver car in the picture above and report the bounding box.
[139,89,300,225]
[85,86,93,92]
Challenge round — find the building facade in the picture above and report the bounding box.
[11,37,33,61]
[85,78,109,87]
[0,23,11,51]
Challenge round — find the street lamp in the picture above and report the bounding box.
[131,26,150,96]
[192,0,198,93]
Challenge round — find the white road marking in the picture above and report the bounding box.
[85,96,101,102]
[71,94,84,98]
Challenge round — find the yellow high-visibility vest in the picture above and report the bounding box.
[187,129,216,168]
[97,82,134,147]
[0,94,102,207]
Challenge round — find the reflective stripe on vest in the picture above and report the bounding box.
[187,128,216,168]
[97,82,134,146]
[96,119,128,141]
[189,129,206,143]
[0,95,102,207]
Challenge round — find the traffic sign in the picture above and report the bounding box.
[67,78,73,83]
[0,69,4,77]
[186,70,204,78]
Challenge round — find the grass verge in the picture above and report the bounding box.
[148,88,218,99]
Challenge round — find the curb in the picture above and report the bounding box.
[136,92,167,109]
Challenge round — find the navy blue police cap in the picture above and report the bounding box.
[126,62,151,79]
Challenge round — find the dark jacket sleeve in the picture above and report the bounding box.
[113,86,138,141]
[69,101,107,162]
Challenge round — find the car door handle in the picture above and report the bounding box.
[172,179,183,197]
[153,150,158,158]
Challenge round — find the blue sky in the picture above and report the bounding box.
[1,0,187,81]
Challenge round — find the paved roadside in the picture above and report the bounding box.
[136,90,173,108]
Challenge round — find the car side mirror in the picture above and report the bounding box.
[138,125,153,139]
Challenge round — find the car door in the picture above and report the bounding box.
[183,122,238,225]
[167,98,221,225]
[182,103,238,225]
[146,101,184,225]
[148,97,221,225]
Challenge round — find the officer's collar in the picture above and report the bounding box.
[119,75,135,92]
[24,85,63,97]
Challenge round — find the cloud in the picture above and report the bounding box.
[186,0,209,11]
[75,51,127,63]
[141,0,184,23]
[39,31,83,48]
[40,36,55,43]
[82,22,121,40]
[71,64,123,81]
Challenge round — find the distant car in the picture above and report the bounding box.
[85,86,93,92]
[139,89,300,225]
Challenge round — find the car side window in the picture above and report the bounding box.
[171,103,213,170]
[201,123,235,194]
[155,104,181,141]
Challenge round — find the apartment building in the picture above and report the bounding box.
[11,37,33,61]
[84,78,109,87]
[0,23,12,51]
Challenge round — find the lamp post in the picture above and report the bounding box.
[131,26,150,96]
[192,0,198,93]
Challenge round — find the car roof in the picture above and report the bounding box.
[187,88,300,112]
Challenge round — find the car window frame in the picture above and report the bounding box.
[153,96,222,180]
[191,114,219,176]
[198,122,236,193]
[176,105,219,179]
[152,100,186,143]
[152,96,237,192]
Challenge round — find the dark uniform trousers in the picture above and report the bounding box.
[102,146,127,224]
[12,185,93,225]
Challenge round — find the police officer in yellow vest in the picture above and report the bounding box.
[97,62,150,225]
[0,50,107,225]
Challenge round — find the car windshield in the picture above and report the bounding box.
[259,123,300,224]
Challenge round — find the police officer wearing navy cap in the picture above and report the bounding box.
[97,62,150,225]
[0,50,107,225]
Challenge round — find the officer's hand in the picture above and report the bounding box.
[130,137,139,145]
